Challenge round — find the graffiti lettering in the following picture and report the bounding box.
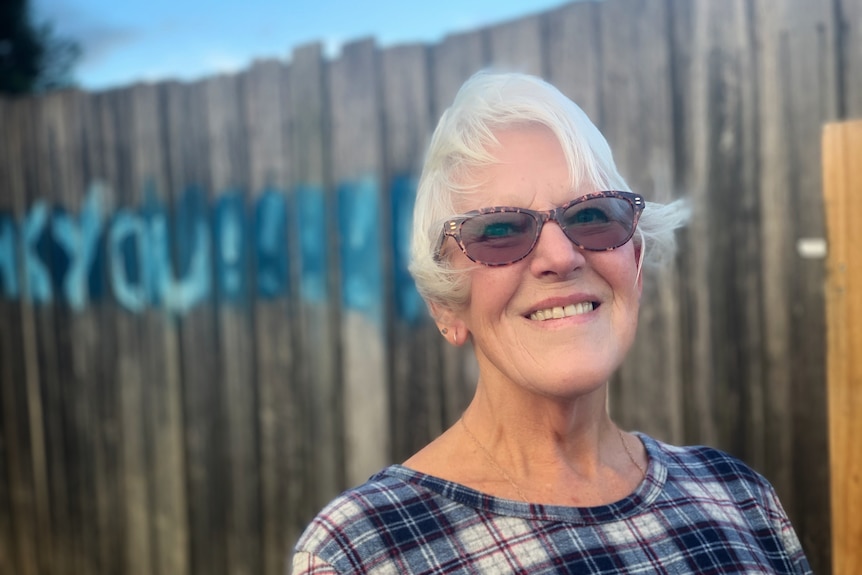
[0,177,424,323]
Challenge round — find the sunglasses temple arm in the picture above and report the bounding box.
[634,228,645,288]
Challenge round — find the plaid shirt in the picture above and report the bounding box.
[291,434,812,574]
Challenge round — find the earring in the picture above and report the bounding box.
[441,328,449,335]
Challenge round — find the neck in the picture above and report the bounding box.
[457,378,645,505]
[466,378,613,467]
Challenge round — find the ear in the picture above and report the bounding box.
[429,301,469,346]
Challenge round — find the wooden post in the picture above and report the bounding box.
[823,119,862,575]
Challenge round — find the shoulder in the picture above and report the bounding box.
[640,434,783,506]
[643,433,768,484]
[291,466,449,573]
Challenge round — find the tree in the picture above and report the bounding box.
[0,0,81,94]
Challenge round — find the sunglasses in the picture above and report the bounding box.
[436,191,645,266]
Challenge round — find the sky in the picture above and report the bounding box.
[33,0,570,91]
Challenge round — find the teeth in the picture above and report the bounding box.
[529,302,595,321]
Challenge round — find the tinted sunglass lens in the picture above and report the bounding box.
[461,212,537,264]
[562,197,635,249]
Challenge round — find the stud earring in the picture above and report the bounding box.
[441,328,449,335]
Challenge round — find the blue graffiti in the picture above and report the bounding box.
[296,185,327,303]
[22,201,53,303]
[338,176,383,323]
[255,189,289,298]
[391,175,424,323]
[0,213,18,297]
[214,192,247,303]
[109,208,149,312]
[1,178,428,324]
[51,182,105,310]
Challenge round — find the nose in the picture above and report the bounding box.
[528,220,584,277]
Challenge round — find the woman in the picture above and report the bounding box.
[291,72,812,574]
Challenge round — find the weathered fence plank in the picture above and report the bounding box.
[545,0,603,122]
[428,30,486,428]
[487,12,545,76]
[328,38,390,486]
[596,0,685,445]
[842,0,862,116]
[204,72,263,575]
[0,97,41,575]
[88,90,126,575]
[243,58,296,575]
[129,81,191,575]
[430,30,487,120]
[51,89,100,575]
[163,78,229,575]
[755,0,836,567]
[380,43,443,461]
[286,42,343,519]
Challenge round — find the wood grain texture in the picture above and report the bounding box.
[755,1,836,568]
[486,13,545,76]
[428,29,485,427]
[0,96,42,575]
[328,39,390,487]
[823,119,862,575]
[286,43,344,517]
[545,1,603,122]
[243,59,297,575]
[380,44,443,460]
[598,0,684,445]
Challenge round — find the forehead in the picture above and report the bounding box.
[453,125,592,212]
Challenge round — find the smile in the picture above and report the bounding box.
[529,301,596,321]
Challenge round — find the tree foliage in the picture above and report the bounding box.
[0,0,81,94]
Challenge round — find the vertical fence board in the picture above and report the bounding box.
[204,73,262,575]
[243,59,296,575]
[666,0,718,448]
[163,79,228,575]
[430,31,487,120]
[31,92,77,575]
[486,13,545,76]
[0,99,20,575]
[0,98,40,575]
[597,0,685,444]
[545,1,603,122]
[88,90,126,575]
[51,89,101,575]
[756,1,836,569]
[841,0,862,116]
[108,86,154,575]
[427,31,485,426]
[823,119,862,575]
[130,81,191,575]
[380,44,443,461]
[286,43,342,518]
[329,38,390,486]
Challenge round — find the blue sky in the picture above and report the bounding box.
[34,0,569,91]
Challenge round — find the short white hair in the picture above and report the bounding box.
[409,71,688,310]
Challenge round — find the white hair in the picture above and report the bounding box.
[409,71,688,310]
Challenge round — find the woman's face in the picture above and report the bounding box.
[443,125,642,400]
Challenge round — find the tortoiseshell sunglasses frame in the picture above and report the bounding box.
[435,190,645,266]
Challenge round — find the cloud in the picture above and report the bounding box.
[33,0,141,67]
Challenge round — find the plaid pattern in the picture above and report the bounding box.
[291,434,812,574]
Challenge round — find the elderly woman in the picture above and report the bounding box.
[291,72,811,574]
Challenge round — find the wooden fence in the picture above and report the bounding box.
[1,0,860,573]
